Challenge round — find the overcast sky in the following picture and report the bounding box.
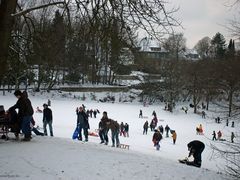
[170,0,239,48]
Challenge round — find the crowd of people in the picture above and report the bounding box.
[1,92,238,168]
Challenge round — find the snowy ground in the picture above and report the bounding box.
[0,91,238,179]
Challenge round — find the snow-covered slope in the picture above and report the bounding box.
[0,91,237,179]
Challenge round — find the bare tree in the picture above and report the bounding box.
[163,33,186,60]
[211,140,240,180]
[194,36,211,59]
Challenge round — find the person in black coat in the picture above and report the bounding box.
[43,103,53,136]
[99,111,110,145]
[186,140,205,168]
[9,90,34,141]
[76,106,89,141]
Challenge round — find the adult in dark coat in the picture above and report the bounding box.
[152,130,162,150]
[76,106,89,141]
[99,111,110,145]
[9,90,34,141]
[43,103,53,136]
[186,140,205,168]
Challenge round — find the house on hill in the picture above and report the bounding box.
[134,37,170,72]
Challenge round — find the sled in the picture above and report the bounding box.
[178,158,201,168]
[88,131,99,137]
[178,158,188,164]
[119,144,130,150]
[72,126,79,140]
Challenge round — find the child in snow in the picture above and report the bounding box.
[217,130,222,140]
[172,131,177,144]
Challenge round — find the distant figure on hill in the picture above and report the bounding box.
[143,121,148,135]
[231,132,235,143]
[217,130,222,140]
[124,123,129,137]
[201,111,206,119]
[171,130,177,144]
[212,131,217,141]
[165,125,170,137]
[152,110,156,117]
[231,121,235,128]
[47,99,51,106]
[139,109,143,118]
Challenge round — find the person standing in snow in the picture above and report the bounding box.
[120,122,125,137]
[231,132,235,143]
[99,111,110,145]
[172,131,177,144]
[212,131,217,141]
[93,109,97,118]
[124,123,129,137]
[152,110,156,117]
[143,120,148,135]
[152,129,162,150]
[9,90,34,141]
[43,103,53,136]
[165,125,170,137]
[158,125,164,135]
[76,106,89,141]
[108,119,120,147]
[139,109,143,118]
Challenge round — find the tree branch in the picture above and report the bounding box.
[11,1,66,17]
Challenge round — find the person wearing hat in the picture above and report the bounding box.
[43,103,53,136]
[9,90,34,141]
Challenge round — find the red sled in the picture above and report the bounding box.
[88,131,99,137]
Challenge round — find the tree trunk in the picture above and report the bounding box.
[228,89,233,117]
[0,0,17,80]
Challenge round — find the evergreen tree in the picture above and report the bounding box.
[210,32,226,59]
[227,39,235,57]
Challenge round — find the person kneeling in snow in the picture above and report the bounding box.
[186,140,205,168]
[152,129,162,150]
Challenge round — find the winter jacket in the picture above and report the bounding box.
[187,140,205,157]
[100,116,111,130]
[9,96,34,120]
[152,131,162,142]
[43,107,53,122]
[76,110,89,129]
[143,121,148,129]
[172,132,177,140]
[108,119,120,132]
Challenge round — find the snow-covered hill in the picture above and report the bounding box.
[0,91,237,179]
